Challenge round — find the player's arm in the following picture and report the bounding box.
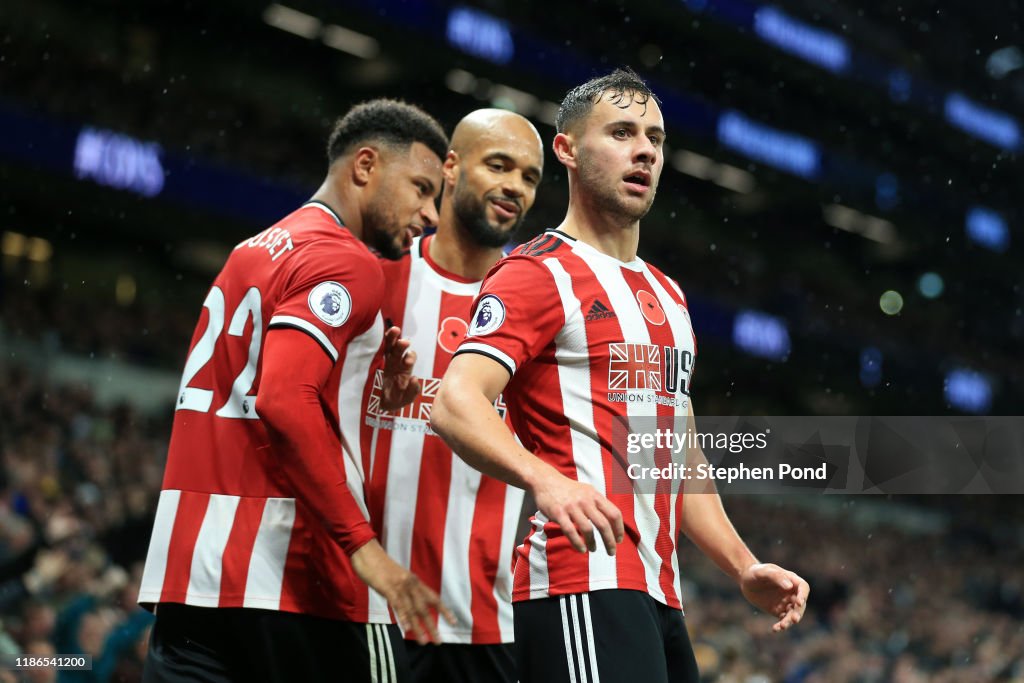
[431,352,624,555]
[680,406,809,632]
[257,328,452,643]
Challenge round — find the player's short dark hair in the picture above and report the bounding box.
[555,67,661,134]
[326,98,448,165]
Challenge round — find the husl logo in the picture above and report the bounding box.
[609,343,661,391]
[607,343,694,397]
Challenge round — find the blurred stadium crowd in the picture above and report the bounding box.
[3,0,1024,680]
[2,289,1021,682]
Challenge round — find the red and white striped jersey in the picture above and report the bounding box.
[363,235,525,644]
[139,201,392,623]
[456,230,697,610]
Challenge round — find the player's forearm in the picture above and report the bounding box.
[680,482,758,582]
[431,375,549,493]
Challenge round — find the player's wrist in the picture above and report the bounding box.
[521,460,553,496]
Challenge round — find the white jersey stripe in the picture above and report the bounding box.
[642,266,692,603]
[544,258,618,592]
[267,315,338,361]
[559,597,579,683]
[586,256,666,603]
[494,460,525,643]
[186,494,240,606]
[438,458,479,640]
[243,497,296,609]
[337,313,390,622]
[138,489,181,603]
[525,514,550,600]
[382,255,439,576]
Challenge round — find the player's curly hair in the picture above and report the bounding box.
[326,98,448,165]
[555,67,661,134]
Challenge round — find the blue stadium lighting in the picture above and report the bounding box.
[446,6,514,65]
[965,206,1010,253]
[887,69,912,103]
[859,347,882,388]
[732,310,791,361]
[874,173,900,211]
[73,126,165,197]
[944,93,1021,150]
[753,7,851,74]
[944,368,993,414]
[917,272,944,299]
[717,111,820,179]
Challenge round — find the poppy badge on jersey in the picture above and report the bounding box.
[308,281,352,327]
[469,295,506,336]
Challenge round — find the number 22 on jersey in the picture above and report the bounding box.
[176,286,263,419]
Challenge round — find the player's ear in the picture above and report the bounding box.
[352,146,379,186]
[442,150,459,189]
[552,133,576,170]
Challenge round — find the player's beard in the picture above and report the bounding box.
[452,174,522,248]
[577,149,656,224]
[363,195,407,260]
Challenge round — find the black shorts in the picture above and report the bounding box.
[405,641,516,683]
[143,603,410,683]
[514,590,699,683]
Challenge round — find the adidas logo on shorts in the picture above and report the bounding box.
[585,299,617,321]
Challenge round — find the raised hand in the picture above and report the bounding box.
[380,326,422,410]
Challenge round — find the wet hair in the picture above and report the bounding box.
[326,98,448,165]
[555,67,661,134]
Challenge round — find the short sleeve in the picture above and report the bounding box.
[268,242,385,362]
[454,255,565,375]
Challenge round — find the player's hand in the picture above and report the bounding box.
[739,562,809,632]
[381,326,422,410]
[351,540,456,644]
[531,465,624,555]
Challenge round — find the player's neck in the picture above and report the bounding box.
[560,196,640,263]
[310,179,360,239]
[430,218,504,282]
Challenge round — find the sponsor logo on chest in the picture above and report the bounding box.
[606,342,694,406]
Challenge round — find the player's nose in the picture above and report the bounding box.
[420,199,439,228]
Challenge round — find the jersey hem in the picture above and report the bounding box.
[512,580,683,611]
[139,594,394,624]
[401,630,513,645]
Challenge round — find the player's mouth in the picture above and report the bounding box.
[404,224,424,249]
[490,198,521,221]
[623,169,651,194]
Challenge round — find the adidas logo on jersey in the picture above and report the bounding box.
[585,299,617,321]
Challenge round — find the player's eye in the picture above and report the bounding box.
[613,129,629,139]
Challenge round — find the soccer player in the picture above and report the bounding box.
[431,70,810,683]
[138,99,455,683]
[363,109,543,683]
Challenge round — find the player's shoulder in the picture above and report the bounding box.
[509,230,575,260]
[258,205,382,290]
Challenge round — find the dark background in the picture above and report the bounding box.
[1,1,1022,681]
